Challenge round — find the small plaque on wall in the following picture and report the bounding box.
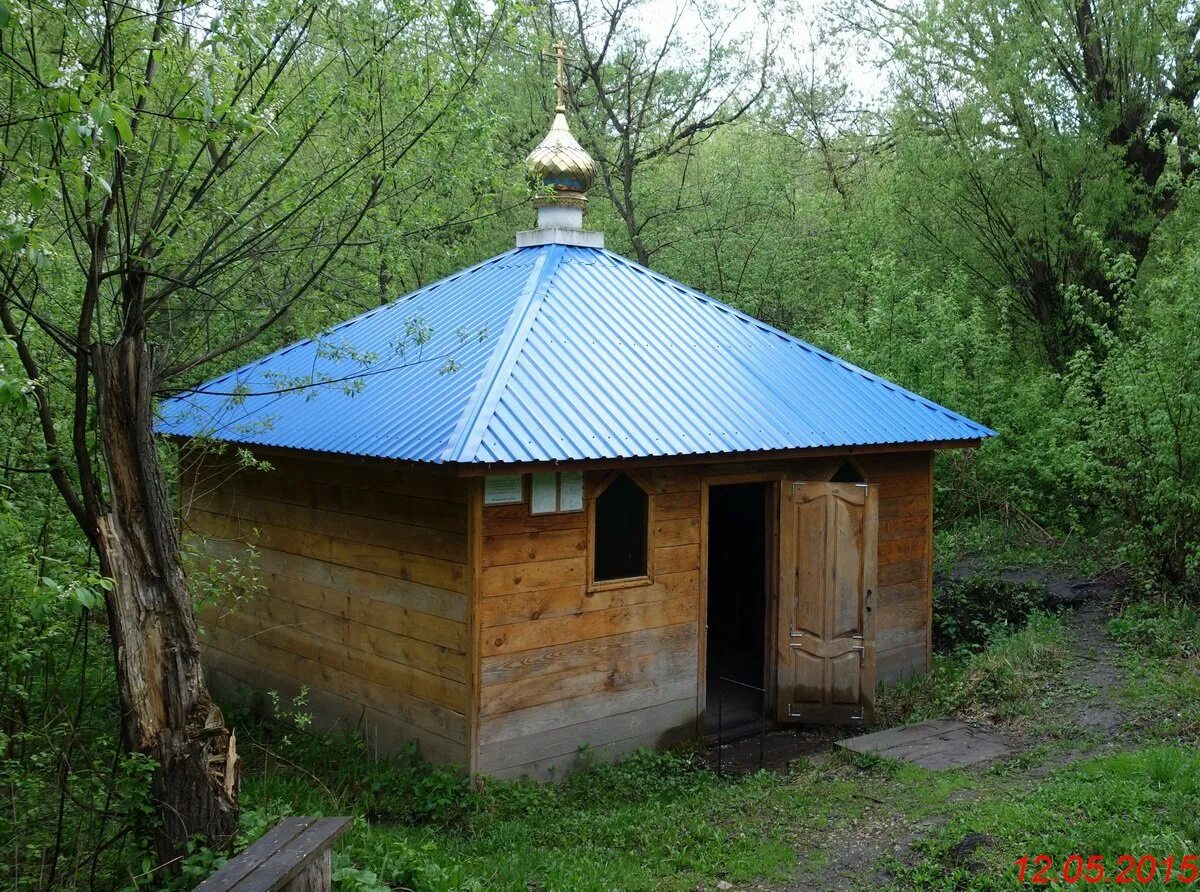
[484,474,523,505]
[559,472,584,512]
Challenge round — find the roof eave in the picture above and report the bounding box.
[449,437,989,476]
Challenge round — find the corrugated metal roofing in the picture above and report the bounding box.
[156,243,996,463]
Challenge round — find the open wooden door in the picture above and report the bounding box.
[776,481,878,724]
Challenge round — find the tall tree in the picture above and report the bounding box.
[849,0,1200,369]
[0,0,505,864]
[551,0,773,264]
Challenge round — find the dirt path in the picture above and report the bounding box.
[766,584,1129,892]
[1064,600,1126,737]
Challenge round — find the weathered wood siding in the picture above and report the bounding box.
[852,452,934,683]
[476,468,702,778]
[180,446,931,778]
[182,451,471,765]
[473,452,932,778]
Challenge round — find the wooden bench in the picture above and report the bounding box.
[195,816,352,892]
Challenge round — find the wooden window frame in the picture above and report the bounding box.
[586,470,655,592]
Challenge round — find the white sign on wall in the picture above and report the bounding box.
[559,472,584,512]
[530,473,558,514]
[529,471,586,514]
[483,474,523,505]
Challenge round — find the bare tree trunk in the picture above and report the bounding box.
[93,334,239,865]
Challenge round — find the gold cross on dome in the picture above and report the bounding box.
[549,39,568,111]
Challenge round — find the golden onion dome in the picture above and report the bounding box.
[526,109,596,200]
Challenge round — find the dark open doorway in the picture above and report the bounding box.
[705,481,772,737]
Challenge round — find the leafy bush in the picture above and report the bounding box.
[233,703,478,830]
[933,573,1053,655]
[1063,233,1200,595]
[1108,599,1200,659]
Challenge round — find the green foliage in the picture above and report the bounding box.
[877,612,1071,726]
[933,573,1054,656]
[0,492,163,890]
[235,717,808,892]
[1064,230,1200,594]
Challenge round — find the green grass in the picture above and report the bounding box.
[220,612,1077,892]
[229,730,976,892]
[884,746,1200,890]
[215,595,1195,892]
[1108,598,1200,743]
[876,611,1073,729]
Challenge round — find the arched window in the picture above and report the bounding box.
[830,460,865,483]
[593,473,650,582]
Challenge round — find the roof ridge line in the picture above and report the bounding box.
[597,248,994,435]
[441,244,566,463]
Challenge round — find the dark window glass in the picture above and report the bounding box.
[594,474,649,581]
[830,460,865,483]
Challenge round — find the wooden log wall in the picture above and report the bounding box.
[854,452,936,682]
[474,451,933,778]
[179,445,932,778]
[476,469,702,778]
[181,450,471,765]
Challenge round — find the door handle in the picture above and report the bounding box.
[865,588,873,613]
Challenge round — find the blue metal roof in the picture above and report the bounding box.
[157,243,995,463]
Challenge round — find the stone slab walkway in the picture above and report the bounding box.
[836,720,1011,770]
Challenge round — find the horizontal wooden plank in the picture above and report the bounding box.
[484,503,586,536]
[204,630,466,744]
[878,580,927,610]
[879,557,927,587]
[205,652,466,764]
[190,509,467,593]
[879,536,927,565]
[488,724,695,780]
[879,494,929,522]
[478,677,697,747]
[481,555,586,597]
[256,571,467,652]
[479,571,698,628]
[228,587,466,682]
[859,452,928,477]
[653,490,700,520]
[641,469,702,495]
[869,470,929,498]
[482,622,697,687]
[210,612,467,712]
[196,488,466,562]
[478,697,696,773]
[215,468,467,533]
[482,637,697,717]
[654,543,700,575]
[877,640,929,684]
[482,528,586,568]
[255,453,468,503]
[879,513,929,542]
[482,598,698,656]
[877,624,926,653]
[198,539,467,623]
[653,517,701,547]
